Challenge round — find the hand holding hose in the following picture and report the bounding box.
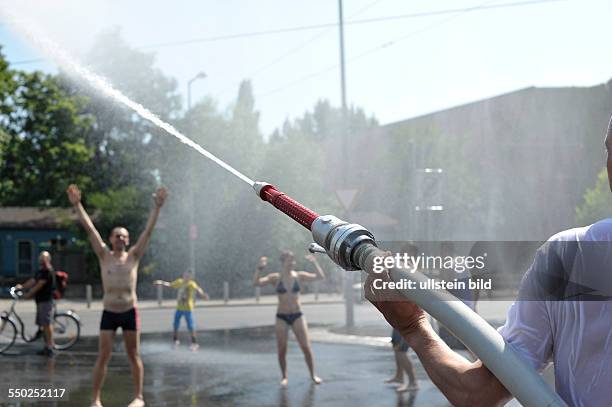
[365,270,427,340]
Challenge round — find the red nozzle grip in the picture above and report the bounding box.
[259,185,319,230]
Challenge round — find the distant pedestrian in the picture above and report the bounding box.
[153,270,209,351]
[384,328,419,392]
[16,251,57,356]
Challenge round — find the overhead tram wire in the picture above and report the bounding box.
[245,0,385,79]
[10,0,568,66]
[216,0,386,98]
[254,0,503,98]
[124,0,573,50]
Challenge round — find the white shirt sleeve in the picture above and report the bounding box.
[498,247,554,372]
[498,299,553,372]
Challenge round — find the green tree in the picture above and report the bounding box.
[0,127,12,202]
[64,29,184,282]
[287,99,377,141]
[576,169,612,225]
[63,27,182,193]
[0,49,94,207]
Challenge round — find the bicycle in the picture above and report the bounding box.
[0,287,81,354]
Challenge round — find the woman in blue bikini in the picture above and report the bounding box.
[253,250,325,386]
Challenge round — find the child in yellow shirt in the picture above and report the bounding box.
[154,270,208,350]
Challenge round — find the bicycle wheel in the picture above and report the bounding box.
[0,316,17,354]
[53,313,80,350]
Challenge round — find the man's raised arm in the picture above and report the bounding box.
[130,187,167,259]
[66,184,106,258]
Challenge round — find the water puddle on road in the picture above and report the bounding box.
[0,327,454,406]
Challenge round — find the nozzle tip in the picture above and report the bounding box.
[253,181,272,199]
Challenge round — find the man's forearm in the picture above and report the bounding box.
[133,206,161,256]
[74,202,95,234]
[20,279,35,289]
[143,206,161,238]
[405,322,510,407]
[141,205,161,243]
[24,281,46,299]
[73,202,105,255]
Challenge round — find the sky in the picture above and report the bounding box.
[0,0,611,136]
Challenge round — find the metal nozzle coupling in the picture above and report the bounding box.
[311,215,377,271]
[253,181,376,270]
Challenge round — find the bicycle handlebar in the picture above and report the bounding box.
[9,287,23,300]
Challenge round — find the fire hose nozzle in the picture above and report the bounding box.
[253,181,377,270]
[252,181,271,200]
[253,181,320,230]
[311,215,377,271]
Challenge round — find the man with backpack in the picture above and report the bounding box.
[16,251,57,356]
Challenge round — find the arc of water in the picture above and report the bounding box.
[0,8,254,187]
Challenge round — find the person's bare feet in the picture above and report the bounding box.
[384,375,403,384]
[311,375,322,384]
[127,396,145,407]
[90,400,103,407]
[396,382,419,393]
[280,377,288,387]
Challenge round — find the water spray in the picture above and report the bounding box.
[3,9,565,406]
[0,7,254,188]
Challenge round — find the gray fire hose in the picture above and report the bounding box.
[311,215,567,407]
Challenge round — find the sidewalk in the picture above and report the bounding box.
[2,294,512,340]
[0,292,345,313]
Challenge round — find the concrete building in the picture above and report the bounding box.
[0,207,84,287]
[331,81,612,241]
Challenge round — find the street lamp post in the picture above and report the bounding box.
[187,71,207,275]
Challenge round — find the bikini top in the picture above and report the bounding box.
[276,278,301,294]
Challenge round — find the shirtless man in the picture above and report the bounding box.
[67,184,167,407]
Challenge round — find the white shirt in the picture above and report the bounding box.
[499,219,612,407]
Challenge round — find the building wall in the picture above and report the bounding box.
[334,83,612,241]
[0,229,75,278]
[383,85,612,240]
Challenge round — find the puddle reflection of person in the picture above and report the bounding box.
[253,251,325,386]
[278,382,316,407]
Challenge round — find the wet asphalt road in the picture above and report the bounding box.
[0,300,530,406]
[0,327,453,407]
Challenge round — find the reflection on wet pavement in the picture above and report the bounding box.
[1,327,452,406]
